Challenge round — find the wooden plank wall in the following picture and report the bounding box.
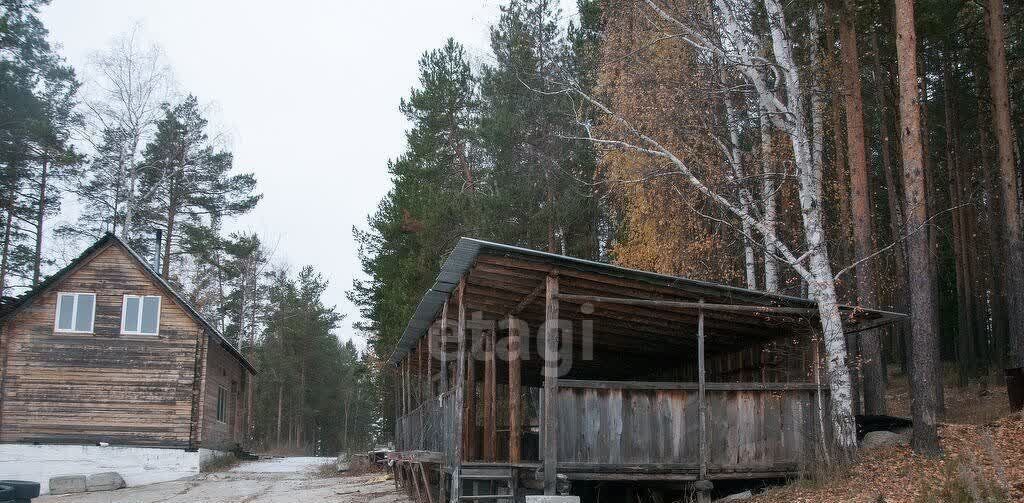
[708,335,816,383]
[0,243,201,447]
[201,340,247,450]
[555,383,830,473]
[396,390,456,457]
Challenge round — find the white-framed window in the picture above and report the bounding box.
[54,292,96,334]
[120,295,161,335]
[216,386,228,423]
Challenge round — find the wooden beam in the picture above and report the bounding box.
[450,280,467,501]
[418,462,434,503]
[558,293,821,316]
[483,329,497,461]
[556,380,827,391]
[543,273,559,495]
[508,315,522,464]
[464,330,477,461]
[427,326,434,397]
[510,278,547,316]
[698,299,707,482]
[417,339,424,406]
[410,462,422,502]
[394,368,401,450]
[407,357,413,413]
[440,299,449,393]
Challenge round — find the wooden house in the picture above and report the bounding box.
[388,238,903,502]
[0,233,255,458]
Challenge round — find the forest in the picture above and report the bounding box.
[3,0,1023,463]
[352,0,1024,457]
[0,0,372,455]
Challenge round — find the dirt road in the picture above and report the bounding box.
[35,457,409,503]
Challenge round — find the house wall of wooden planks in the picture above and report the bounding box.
[0,236,253,453]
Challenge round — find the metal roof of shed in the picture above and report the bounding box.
[388,237,905,367]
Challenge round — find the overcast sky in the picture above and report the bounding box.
[40,0,578,348]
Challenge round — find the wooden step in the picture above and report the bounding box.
[460,467,513,477]
[460,473,512,480]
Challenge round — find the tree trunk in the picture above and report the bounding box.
[984,0,1024,371]
[761,110,779,293]
[162,195,176,280]
[872,26,910,377]
[942,51,976,387]
[825,1,852,281]
[764,0,857,451]
[839,0,885,414]
[121,132,142,242]
[0,194,13,295]
[276,384,283,446]
[893,0,941,454]
[725,95,757,290]
[915,53,945,415]
[977,70,1008,374]
[32,158,49,287]
[343,395,350,450]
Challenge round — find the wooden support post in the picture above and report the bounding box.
[543,273,559,495]
[410,462,422,503]
[697,298,709,501]
[450,281,467,502]
[418,339,424,405]
[401,360,407,417]
[438,464,446,503]
[394,368,401,451]
[508,315,522,464]
[483,329,497,461]
[440,300,449,393]
[406,358,412,413]
[418,462,434,503]
[465,329,477,460]
[428,325,435,398]
[416,338,424,402]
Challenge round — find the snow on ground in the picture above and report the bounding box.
[229,456,334,473]
[34,458,410,503]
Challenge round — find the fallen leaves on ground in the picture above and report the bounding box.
[752,413,1023,503]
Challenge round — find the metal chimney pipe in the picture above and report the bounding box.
[154,229,162,272]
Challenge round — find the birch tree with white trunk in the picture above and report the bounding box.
[80,28,173,242]
[569,0,859,451]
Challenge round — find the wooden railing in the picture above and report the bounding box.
[553,380,831,476]
[396,390,458,463]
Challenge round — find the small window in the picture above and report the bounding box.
[54,293,96,333]
[216,386,227,423]
[121,295,161,335]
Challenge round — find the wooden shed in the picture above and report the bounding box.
[388,238,902,501]
[0,233,256,453]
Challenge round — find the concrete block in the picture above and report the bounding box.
[86,471,126,492]
[49,475,87,495]
[861,430,909,449]
[525,497,580,503]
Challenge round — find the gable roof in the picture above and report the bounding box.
[0,233,256,374]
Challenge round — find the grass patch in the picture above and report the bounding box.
[200,453,240,473]
[314,462,343,478]
[914,460,1010,503]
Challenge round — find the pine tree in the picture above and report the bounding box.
[350,39,479,438]
[0,0,80,294]
[135,95,260,280]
